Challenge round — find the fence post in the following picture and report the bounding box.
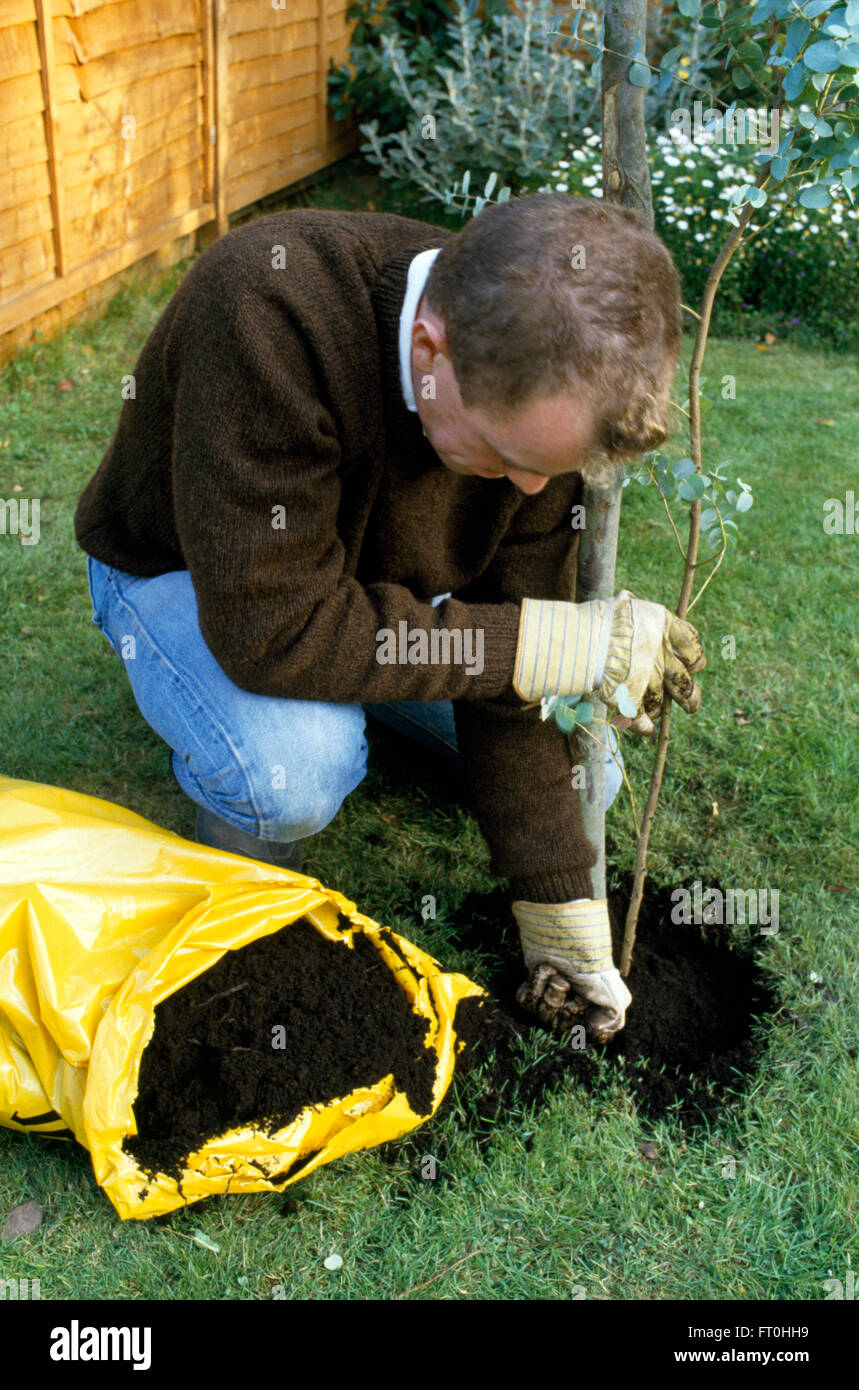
[213,0,229,236]
[34,0,66,278]
[317,0,329,156]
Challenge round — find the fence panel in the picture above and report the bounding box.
[0,0,358,355]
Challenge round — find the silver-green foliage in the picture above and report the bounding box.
[358,0,604,207]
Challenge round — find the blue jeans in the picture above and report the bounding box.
[86,557,622,841]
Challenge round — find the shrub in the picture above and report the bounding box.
[328,0,507,137]
[354,0,605,212]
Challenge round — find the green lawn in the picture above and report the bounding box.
[0,166,857,1300]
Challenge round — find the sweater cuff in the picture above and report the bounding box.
[506,867,595,903]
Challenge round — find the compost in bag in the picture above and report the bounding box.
[125,917,437,1178]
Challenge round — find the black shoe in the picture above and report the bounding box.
[194,804,304,873]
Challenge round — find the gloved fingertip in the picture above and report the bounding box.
[684,682,702,714]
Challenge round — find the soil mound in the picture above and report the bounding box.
[125,918,435,1178]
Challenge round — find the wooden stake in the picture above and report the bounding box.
[574,0,653,903]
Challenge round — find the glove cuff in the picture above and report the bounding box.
[512,897,614,974]
[513,598,613,702]
[598,594,636,702]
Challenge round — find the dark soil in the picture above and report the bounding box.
[124,917,436,1181]
[444,872,778,1133]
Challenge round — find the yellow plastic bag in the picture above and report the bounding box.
[0,775,482,1219]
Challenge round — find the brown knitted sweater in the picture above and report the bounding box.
[74,208,596,902]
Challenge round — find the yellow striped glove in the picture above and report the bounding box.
[513,898,632,1042]
[513,590,705,719]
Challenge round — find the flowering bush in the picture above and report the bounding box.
[539,122,859,350]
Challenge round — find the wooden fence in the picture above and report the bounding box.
[0,0,358,358]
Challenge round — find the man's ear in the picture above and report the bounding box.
[411,301,449,370]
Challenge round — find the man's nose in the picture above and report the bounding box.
[507,469,549,495]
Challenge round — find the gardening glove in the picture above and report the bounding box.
[513,898,632,1043]
[513,590,705,729]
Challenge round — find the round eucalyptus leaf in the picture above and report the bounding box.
[678,474,708,502]
[804,39,844,73]
[628,61,652,88]
[799,183,833,207]
[614,685,638,719]
[555,705,577,733]
[783,63,807,100]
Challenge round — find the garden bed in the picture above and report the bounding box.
[447,873,777,1131]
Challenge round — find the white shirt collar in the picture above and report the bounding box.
[399,247,442,414]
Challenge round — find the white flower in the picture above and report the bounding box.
[557,159,570,169]
[694,231,706,241]
[581,175,598,188]
[676,218,689,229]
[665,154,681,167]
[684,159,697,169]
[573,150,587,161]
[555,182,569,192]
[583,126,593,136]
[701,178,714,188]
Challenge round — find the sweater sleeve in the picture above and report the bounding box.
[166,259,521,704]
[451,477,600,904]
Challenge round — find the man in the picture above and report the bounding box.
[74,193,704,1044]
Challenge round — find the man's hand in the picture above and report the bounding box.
[516,961,631,1043]
[513,590,705,732]
[600,590,705,733]
[512,898,631,1043]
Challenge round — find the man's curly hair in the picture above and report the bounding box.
[423,193,683,461]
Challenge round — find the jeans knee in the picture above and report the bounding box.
[188,704,369,841]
